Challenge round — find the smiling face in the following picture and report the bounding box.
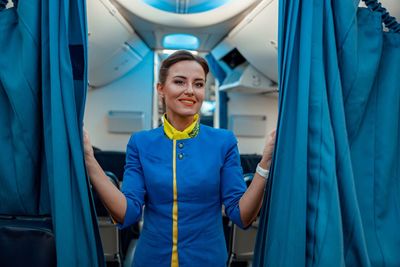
[157,60,206,127]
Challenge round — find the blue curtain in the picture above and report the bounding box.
[0,1,43,215]
[0,1,104,266]
[344,7,400,265]
[254,0,400,266]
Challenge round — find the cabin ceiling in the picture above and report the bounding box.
[111,0,263,52]
[111,0,399,53]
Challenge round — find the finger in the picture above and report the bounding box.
[83,129,90,139]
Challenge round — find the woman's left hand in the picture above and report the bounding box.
[260,129,276,169]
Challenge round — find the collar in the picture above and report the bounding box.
[163,114,200,140]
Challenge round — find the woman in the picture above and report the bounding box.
[84,50,276,267]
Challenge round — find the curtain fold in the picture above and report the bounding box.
[0,1,43,215]
[42,0,104,265]
[346,14,400,264]
[0,1,104,266]
[254,0,399,266]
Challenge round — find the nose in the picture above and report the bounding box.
[185,84,194,95]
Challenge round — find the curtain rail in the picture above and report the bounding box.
[363,0,400,32]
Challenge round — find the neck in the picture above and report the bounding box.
[166,112,195,131]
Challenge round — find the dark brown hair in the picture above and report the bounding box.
[158,50,209,84]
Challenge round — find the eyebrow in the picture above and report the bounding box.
[172,75,205,82]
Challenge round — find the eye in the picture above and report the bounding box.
[194,82,205,88]
[174,80,185,85]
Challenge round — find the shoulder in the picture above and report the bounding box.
[127,127,164,146]
[199,124,237,145]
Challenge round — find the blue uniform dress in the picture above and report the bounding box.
[119,115,247,267]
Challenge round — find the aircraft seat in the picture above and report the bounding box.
[92,171,122,266]
[0,215,56,267]
[94,150,126,181]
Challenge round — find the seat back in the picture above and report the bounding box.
[94,151,126,181]
[0,215,56,267]
[230,219,259,263]
[91,171,122,265]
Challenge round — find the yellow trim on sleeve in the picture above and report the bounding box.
[171,139,179,267]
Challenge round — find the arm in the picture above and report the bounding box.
[83,129,127,224]
[239,130,276,227]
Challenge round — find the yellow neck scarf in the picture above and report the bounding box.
[163,114,200,140]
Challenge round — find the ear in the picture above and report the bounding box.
[157,83,164,98]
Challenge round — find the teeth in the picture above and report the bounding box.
[181,100,194,104]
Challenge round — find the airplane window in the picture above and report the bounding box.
[163,34,199,50]
[143,0,231,14]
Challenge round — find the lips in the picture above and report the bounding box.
[179,98,196,106]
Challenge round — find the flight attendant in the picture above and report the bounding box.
[84,50,276,267]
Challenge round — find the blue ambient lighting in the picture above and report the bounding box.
[163,34,200,50]
[143,0,231,14]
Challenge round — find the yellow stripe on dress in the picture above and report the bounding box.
[171,139,179,267]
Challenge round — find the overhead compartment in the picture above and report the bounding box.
[219,63,277,94]
[87,0,150,87]
[211,46,277,94]
[228,0,278,82]
[211,0,278,86]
